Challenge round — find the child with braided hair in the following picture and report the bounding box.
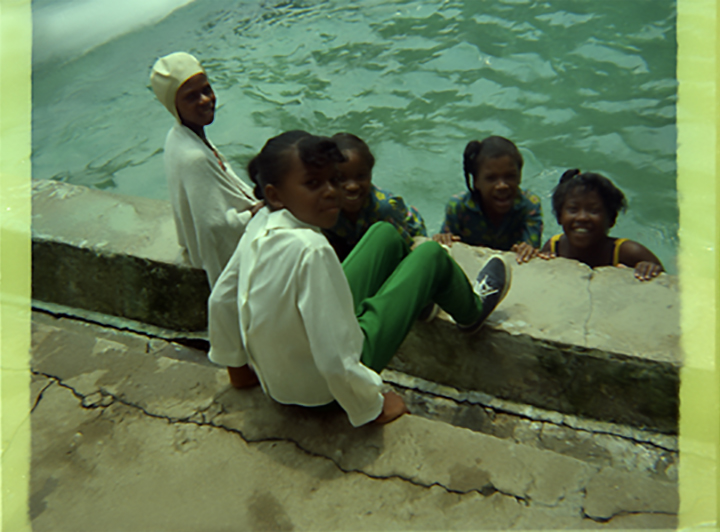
[434,136,543,263]
[208,130,512,426]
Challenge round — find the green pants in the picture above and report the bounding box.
[342,222,483,373]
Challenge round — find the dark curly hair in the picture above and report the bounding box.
[332,132,375,170]
[463,136,523,198]
[248,130,346,200]
[551,169,628,227]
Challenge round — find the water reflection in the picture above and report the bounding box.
[32,0,678,271]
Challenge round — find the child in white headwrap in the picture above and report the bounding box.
[150,52,262,288]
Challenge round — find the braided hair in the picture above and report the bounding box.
[247,130,346,201]
[463,136,523,200]
[551,169,627,227]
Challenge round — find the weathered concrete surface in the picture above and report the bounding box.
[394,244,680,433]
[30,312,678,530]
[31,180,681,432]
[383,370,678,480]
[31,179,209,331]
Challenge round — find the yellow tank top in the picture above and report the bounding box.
[549,234,628,267]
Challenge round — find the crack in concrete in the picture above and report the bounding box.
[577,485,677,523]
[582,508,677,523]
[390,380,677,453]
[32,306,206,350]
[31,381,55,414]
[33,308,677,452]
[31,370,529,504]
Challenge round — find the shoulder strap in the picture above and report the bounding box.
[613,238,629,266]
[550,234,562,255]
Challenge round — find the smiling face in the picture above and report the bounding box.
[337,149,372,214]
[473,155,521,222]
[264,150,342,229]
[559,187,610,249]
[175,73,216,130]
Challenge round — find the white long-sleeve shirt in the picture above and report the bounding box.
[208,208,384,427]
[163,123,258,287]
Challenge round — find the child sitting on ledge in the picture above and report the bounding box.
[539,169,663,281]
[207,131,511,427]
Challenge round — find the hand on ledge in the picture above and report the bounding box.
[432,233,460,248]
[227,365,260,389]
[632,261,663,281]
[511,242,540,263]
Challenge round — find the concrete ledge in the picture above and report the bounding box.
[394,324,678,433]
[31,180,681,433]
[392,242,681,433]
[32,180,209,331]
[32,238,209,331]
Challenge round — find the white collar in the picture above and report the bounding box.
[264,208,321,233]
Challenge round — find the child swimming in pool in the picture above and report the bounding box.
[539,169,663,281]
[323,133,427,261]
[207,131,511,427]
[434,136,543,263]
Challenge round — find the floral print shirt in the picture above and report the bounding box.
[441,190,543,250]
[324,185,427,260]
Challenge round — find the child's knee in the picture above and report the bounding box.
[413,240,454,274]
[372,221,399,239]
[368,221,405,248]
[414,239,444,258]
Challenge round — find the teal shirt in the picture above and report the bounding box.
[324,185,427,260]
[441,190,543,250]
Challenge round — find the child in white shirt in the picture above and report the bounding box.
[208,131,511,427]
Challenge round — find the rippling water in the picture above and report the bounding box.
[32,0,678,272]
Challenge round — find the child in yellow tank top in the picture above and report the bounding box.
[539,170,663,281]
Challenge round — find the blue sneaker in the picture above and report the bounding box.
[458,255,511,334]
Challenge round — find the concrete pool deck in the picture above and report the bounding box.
[31,179,682,433]
[30,310,678,530]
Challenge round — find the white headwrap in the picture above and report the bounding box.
[150,52,205,122]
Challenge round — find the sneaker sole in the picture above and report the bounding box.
[490,254,512,305]
[459,255,512,334]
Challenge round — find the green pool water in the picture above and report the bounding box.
[32,0,678,272]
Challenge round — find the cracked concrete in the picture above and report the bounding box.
[32,180,681,432]
[395,243,680,432]
[30,311,678,530]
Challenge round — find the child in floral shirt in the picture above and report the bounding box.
[323,133,427,261]
[435,136,543,263]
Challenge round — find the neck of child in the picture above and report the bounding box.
[486,210,505,227]
[184,121,207,142]
[564,235,615,268]
[344,209,360,223]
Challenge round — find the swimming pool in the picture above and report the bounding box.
[31,0,678,272]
